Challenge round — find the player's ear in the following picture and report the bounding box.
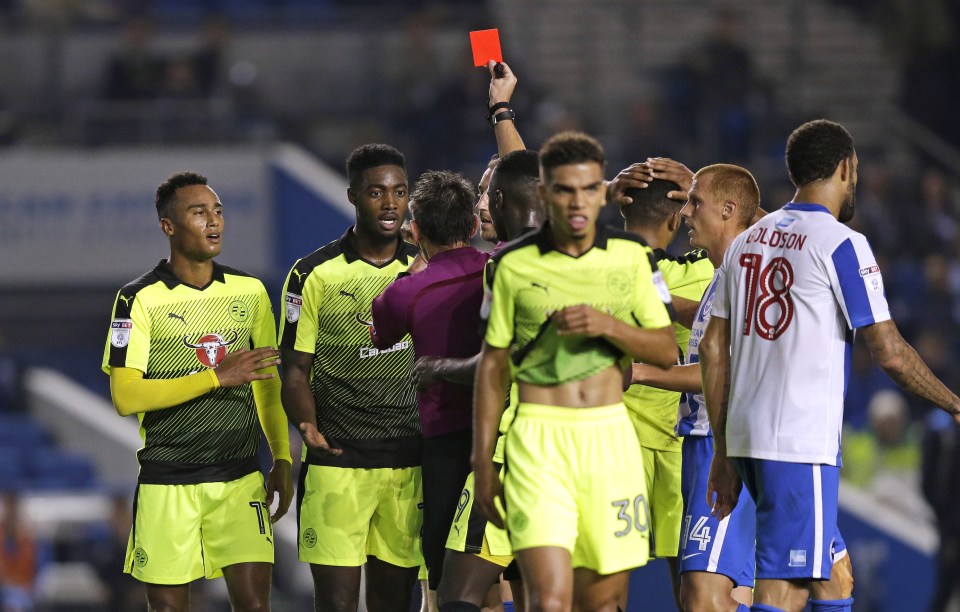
[839,156,853,182]
[159,217,175,237]
[470,214,480,239]
[347,186,357,206]
[722,200,736,220]
[410,219,422,245]
[667,210,681,232]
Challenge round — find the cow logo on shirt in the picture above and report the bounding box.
[183,331,238,368]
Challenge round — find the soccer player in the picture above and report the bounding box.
[102,171,292,611]
[369,170,487,600]
[279,144,422,611]
[705,119,960,612]
[437,149,544,612]
[610,159,713,608]
[632,164,761,611]
[474,132,678,610]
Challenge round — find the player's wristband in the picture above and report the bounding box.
[489,109,516,125]
[488,101,511,114]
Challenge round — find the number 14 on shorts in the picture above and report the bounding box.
[682,514,712,551]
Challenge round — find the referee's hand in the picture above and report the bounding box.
[298,422,343,457]
[475,463,505,530]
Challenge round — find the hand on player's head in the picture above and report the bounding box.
[607,163,655,206]
[645,158,694,200]
[608,158,693,206]
[214,347,280,388]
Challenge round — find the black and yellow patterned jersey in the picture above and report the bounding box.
[484,222,675,386]
[624,248,714,451]
[279,228,420,469]
[101,260,277,484]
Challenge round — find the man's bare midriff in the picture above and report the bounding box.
[518,364,624,408]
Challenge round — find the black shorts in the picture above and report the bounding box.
[421,429,473,590]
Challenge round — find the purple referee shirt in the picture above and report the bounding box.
[370,246,488,438]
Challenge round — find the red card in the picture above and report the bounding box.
[470,29,502,67]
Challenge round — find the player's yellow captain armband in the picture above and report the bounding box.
[109,366,219,417]
[252,370,292,463]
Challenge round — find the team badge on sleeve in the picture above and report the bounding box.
[285,292,303,323]
[110,319,133,348]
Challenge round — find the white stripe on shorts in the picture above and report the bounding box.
[813,465,823,579]
[707,514,730,573]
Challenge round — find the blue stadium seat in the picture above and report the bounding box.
[0,447,27,489]
[28,450,98,490]
[0,414,50,449]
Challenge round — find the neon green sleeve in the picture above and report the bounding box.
[110,366,219,416]
[253,371,291,462]
[252,285,291,462]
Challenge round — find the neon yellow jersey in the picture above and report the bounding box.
[279,228,421,468]
[102,261,277,484]
[624,249,714,450]
[484,222,674,386]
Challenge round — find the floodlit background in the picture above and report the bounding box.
[1,1,959,610]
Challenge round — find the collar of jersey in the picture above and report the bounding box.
[535,220,609,256]
[339,226,410,267]
[154,260,226,290]
[783,202,831,214]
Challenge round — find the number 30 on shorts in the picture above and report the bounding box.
[611,495,650,537]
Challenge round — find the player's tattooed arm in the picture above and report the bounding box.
[280,348,342,457]
[862,319,960,421]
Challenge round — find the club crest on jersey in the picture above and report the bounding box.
[285,292,303,323]
[110,319,133,348]
[183,330,238,368]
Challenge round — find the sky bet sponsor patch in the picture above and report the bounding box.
[285,292,302,323]
[110,319,132,348]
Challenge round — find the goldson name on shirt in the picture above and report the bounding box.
[745,227,807,251]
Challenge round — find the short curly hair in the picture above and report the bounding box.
[410,170,476,246]
[346,144,406,189]
[156,171,208,219]
[785,120,854,188]
[539,131,606,180]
